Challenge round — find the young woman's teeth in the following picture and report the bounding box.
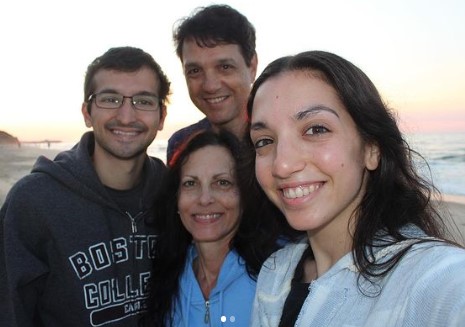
[283,184,319,199]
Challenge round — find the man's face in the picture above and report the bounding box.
[81,67,166,162]
[181,39,257,132]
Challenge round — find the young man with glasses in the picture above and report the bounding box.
[0,47,170,326]
[166,4,258,163]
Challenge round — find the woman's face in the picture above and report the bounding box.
[177,145,242,244]
[250,71,379,234]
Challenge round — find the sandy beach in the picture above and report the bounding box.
[1,145,465,245]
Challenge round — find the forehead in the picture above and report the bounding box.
[251,71,342,119]
[182,145,235,174]
[181,38,246,66]
[92,67,159,93]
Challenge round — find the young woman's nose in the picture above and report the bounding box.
[272,139,305,179]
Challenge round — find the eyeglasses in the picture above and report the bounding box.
[88,92,160,111]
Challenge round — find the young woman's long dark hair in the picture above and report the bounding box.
[246,50,458,287]
[142,130,299,327]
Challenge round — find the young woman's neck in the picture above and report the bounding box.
[307,216,354,279]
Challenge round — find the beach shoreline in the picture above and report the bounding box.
[1,145,464,245]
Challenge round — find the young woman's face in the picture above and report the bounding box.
[177,145,241,244]
[250,71,379,234]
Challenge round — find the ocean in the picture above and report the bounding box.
[44,132,465,197]
[407,132,465,196]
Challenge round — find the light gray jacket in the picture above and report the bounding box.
[251,226,465,326]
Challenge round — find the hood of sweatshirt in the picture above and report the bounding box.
[31,131,166,211]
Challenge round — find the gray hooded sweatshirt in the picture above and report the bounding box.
[0,132,166,327]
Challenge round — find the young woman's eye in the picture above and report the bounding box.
[254,138,273,149]
[306,125,329,135]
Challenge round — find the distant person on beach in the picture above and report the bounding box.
[166,4,258,163]
[0,46,170,326]
[247,50,465,326]
[142,130,298,327]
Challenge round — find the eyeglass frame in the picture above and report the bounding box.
[87,92,162,112]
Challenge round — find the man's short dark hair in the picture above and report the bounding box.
[173,4,256,66]
[84,46,171,113]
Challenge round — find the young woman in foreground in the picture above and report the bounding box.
[247,50,465,326]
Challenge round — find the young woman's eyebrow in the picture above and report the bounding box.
[250,121,267,131]
[251,105,339,130]
[295,105,339,120]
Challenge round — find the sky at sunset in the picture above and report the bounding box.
[0,0,464,142]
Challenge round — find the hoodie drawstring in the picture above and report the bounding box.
[125,211,143,233]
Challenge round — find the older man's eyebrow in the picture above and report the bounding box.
[295,105,339,120]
